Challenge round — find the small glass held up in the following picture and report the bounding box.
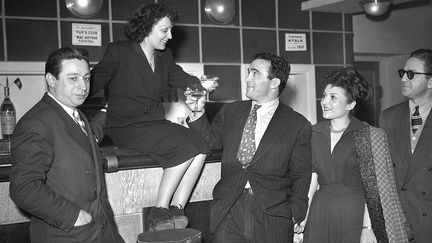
[187,84,206,112]
[200,75,217,101]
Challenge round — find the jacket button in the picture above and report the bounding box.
[86,169,90,174]
[401,187,406,191]
[423,213,427,216]
[100,223,105,228]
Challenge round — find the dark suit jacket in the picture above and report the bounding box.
[189,100,312,236]
[91,40,199,128]
[9,94,124,243]
[380,100,432,243]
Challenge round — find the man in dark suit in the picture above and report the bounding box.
[380,48,432,242]
[9,47,124,243]
[185,53,312,242]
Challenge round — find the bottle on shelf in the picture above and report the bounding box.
[1,78,16,140]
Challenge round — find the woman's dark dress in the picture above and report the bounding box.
[303,118,367,243]
[91,40,209,168]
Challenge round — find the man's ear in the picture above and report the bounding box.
[271,78,281,90]
[46,73,56,88]
[427,76,432,89]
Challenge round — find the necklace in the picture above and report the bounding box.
[329,124,347,133]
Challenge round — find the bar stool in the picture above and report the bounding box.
[137,229,202,243]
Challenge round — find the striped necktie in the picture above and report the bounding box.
[73,109,88,136]
[237,104,261,168]
[411,106,422,134]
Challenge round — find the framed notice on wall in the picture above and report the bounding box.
[285,33,307,51]
[72,23,102,46]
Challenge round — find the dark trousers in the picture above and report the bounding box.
[212,189,293,243]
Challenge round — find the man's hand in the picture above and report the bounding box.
[74,209,92,227]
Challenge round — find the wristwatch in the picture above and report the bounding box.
[362,225,373,230]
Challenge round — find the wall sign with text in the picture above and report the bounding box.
[285,33,307,51]
[72,23,102,46]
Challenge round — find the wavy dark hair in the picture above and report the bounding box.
[253,52,291,95]
[409,48,432,74]
[125,3,178,43]
[45,47,89,79]
[323,67,372,110]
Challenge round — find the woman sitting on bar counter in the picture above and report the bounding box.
[297,68,413,243]
[90,3,217,231]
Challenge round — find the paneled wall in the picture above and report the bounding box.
[0,0,354,121]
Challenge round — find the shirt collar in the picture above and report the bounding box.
[47,92,75,119]
[252,98,279,113]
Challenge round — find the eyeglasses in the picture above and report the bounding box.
[398,69,432,80]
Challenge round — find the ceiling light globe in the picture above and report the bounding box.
[360,0,392,16]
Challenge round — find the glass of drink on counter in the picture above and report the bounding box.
[200,75,217,101]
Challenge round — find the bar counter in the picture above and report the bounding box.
[0,143,222,243]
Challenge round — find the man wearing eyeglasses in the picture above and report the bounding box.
[380,48,432,243]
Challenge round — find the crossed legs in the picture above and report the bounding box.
[156,153,206,208]
[148,153,206,230]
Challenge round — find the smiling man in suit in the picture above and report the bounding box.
[185,52,312,242]
[380,48,432,242]
[9,47,124,243]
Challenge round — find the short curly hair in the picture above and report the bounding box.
[125,3,178,43]
[323,67,372,105]
[253,52,291,95]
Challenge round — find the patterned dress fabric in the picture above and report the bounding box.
[237,104,261,168]
[354,125,413,242]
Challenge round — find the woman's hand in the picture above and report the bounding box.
[184,87,206,113]
[360,228,377,243]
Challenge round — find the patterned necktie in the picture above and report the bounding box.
[73,109,88,136]
[411,106,422,134]
[237,104,261,168]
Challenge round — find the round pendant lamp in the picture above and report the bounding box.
[360,0,392,16]
[204,0,236,24]
[65,0,104,18]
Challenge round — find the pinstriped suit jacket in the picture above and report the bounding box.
[189,100,312,236]
[380,100,432,243]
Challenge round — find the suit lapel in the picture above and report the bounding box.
[131,42,160,87]
[249,104,289,165]
[392,102,412,183]
[80,110,102,196]
[43,94,93,158]
[405,108,432,182]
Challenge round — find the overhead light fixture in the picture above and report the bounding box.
[204,0,236,25]
[360,0,392,16]
[65,0,104,18]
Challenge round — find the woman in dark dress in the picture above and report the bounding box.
[298,68,412,243]
[90,3,217,231]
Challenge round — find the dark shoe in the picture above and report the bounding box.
[170,205,189,229]
[147,207,174,231]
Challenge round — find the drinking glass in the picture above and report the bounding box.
[200,75,217,101]
[188,84,206,111]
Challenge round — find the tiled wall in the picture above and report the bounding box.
[0,0,354,121]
